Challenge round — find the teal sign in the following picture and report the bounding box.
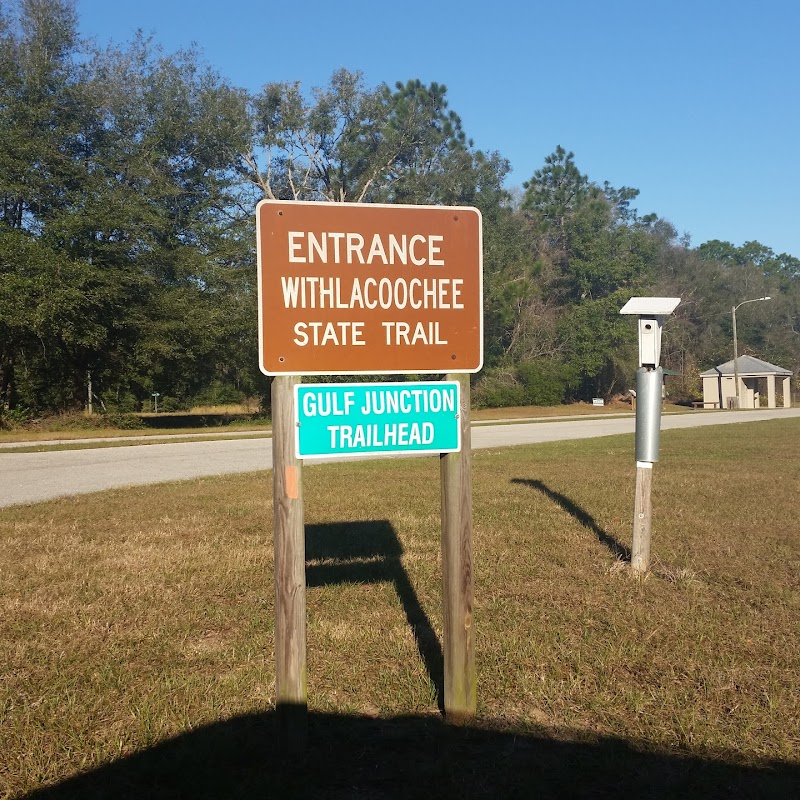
[295,381,461,459]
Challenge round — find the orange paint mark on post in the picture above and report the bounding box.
[284,466,299,499]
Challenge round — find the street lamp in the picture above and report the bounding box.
[152,392,160,413]
[732,297,771,409]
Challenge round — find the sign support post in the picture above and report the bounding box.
[620,297,681,575]
[272,374,307,750]
[632,459,653,572]
[632,365,662,572]
[440,373,475,719]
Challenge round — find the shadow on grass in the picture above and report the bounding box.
[25,709,799,799]
[305,520,444,710]
[511,478,631,561]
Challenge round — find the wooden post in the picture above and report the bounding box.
[272,374,307,749]
[631,462,653,574]
[440,373,476,721]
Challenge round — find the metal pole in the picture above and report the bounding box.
[732,305,739,410]
[732,297,771,410]
[631,366,662,574]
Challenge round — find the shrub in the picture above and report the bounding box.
[473,368,527,409]
[157,396,188,413]
[105,392,140,413]
[191,381,245,407]
[474,362,569,409]
[0,407,33,429]
[12,412,145,432]
[517,361,569,406]
[103,413,146,430]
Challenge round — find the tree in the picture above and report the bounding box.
[501,147,660,400]
[75,37,254,408]
[0,1,257,413]
[244,70,508,208]
[481,203,559,367]
[698,239,800,281]
[522,145,592,236]
[691,239,800,377]
[0,0,83,232]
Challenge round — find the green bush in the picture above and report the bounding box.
[103,413,146,430]
[105,393,140,413]
[475,382,527,409]
[157,396,188,413]
[191,381,245,407]
[473,368,527,409]
[9,412,146,432]
[517,361,569,406]
[0,407,33,428]
[474,361,569,409]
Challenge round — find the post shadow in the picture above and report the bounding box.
[305,520,445,710]
[511,478,631,561]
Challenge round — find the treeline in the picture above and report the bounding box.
[1,0,798,419]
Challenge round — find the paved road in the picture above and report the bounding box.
[2,408,798,508]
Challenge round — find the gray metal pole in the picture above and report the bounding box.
[732,297,771,410]
[732,305,739,410]
[632,367,663,574]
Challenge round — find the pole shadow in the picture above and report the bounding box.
[511,478,631,561]
[305,520,444,710]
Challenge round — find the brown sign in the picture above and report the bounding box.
[256,200,483,375]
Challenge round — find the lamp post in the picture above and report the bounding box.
[732,297,770,409]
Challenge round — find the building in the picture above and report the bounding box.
[700,356,793,409]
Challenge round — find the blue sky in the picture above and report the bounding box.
[75,0,800,256]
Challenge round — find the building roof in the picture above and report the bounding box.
[700,356,792,377]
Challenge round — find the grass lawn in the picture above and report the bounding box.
[1,420,798,798]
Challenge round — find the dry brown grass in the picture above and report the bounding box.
[186,401,260,415]
[1,420,798,797]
